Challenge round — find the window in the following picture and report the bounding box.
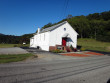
[40,34,41,41]
[64,28,66,31]
[44,34,45,41]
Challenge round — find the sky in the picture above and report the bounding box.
[0,0,110,36]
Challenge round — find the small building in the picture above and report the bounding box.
[30,21,78,52]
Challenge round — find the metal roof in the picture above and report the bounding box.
[40,21,67,33]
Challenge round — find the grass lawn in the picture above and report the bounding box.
[0,44,29,48]
[78,38,110,52]
[0,53,33,63]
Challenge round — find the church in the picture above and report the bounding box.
[30,21,78,52]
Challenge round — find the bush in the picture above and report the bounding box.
[13,44,24,47]
[73,48,77,52]
[70,45,77,52]
[17,44,23,47]
[13,44,29,47]
[14,45,17,47]
[70,45,74,51]
[80,47,86,51]
[60,50,66,53]
[77,45,82,49]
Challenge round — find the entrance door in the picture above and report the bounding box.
[62,38,67,46]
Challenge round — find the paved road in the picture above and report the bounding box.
[0,49,110,83]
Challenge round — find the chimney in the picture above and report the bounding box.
[37,28,40,34]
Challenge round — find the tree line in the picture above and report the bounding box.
[0,11,110,44]
[42,11,110,42]
[0,33,33,44]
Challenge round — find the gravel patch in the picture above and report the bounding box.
[0,47,29,54]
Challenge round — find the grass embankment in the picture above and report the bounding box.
[0,44,29,48]
[0,53,33,63]
[78,38,110,52]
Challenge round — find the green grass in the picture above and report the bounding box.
[0,53,33,63]
[78,38,110,52]
[0,44,29,48]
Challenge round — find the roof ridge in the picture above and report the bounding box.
[40,21,67,33]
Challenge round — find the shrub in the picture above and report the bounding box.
[60,50,66,53]
[80,47,86,51]
[70,45,74,51]
[14,45,17,47]
[77,45,82,49]
[70,45,77,52]
[17,44,23,47]
[73,48,77,52]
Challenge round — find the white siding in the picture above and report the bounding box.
[30,21,78,51]
[30,38,34,47]
[49,22,77,48]
[30,32,50,51]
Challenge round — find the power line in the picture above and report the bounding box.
[63,0,69,19]
[58,0,70,21]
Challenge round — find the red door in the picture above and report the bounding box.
[62,38,66,46]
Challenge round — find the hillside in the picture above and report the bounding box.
[0,11,110,44]
[0,33,33,44]
[42,11,110,42]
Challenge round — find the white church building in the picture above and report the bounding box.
[30,21,78,52]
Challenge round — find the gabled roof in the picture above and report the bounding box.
[40,21,67,33]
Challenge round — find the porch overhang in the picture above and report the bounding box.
[62,33,70,38]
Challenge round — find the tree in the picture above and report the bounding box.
[68,16,90,38]
[101,11,110,21]
[42,23,53,30]
[87,13,100,20]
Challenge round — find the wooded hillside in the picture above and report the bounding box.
[0,11,110,44]
[0,33,33,44]
[42,11,110,42]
